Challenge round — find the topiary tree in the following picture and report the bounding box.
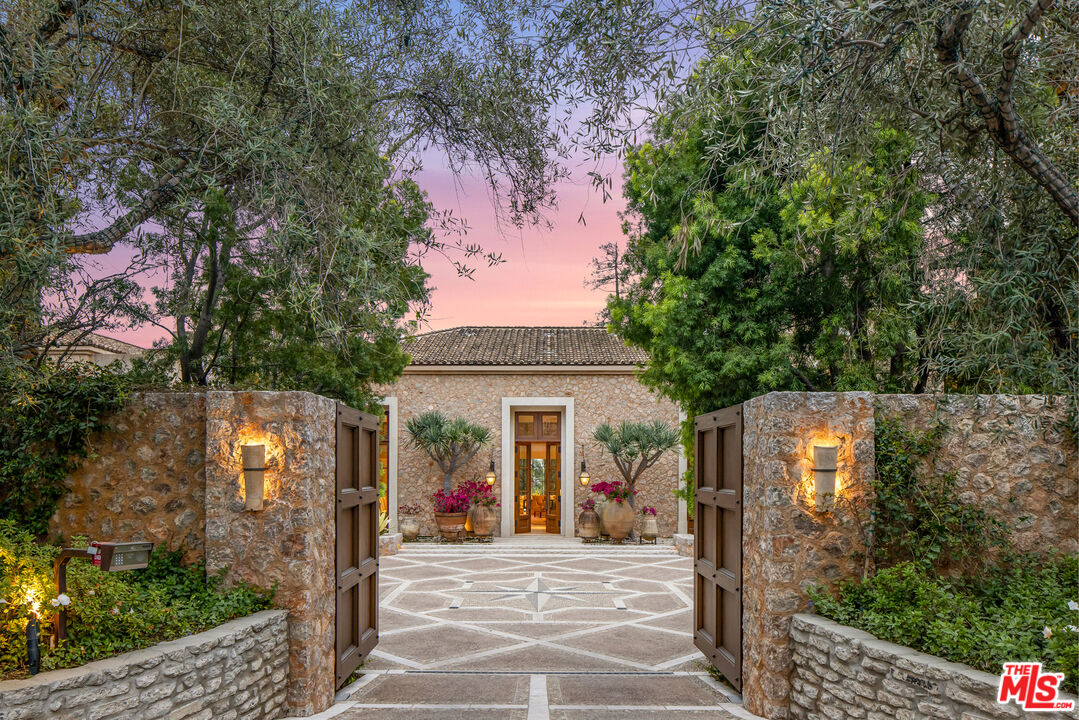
[592,421,679,506]
[405,411,492,493]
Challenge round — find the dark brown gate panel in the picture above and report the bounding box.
[335,403,379,688]
[693,404,743,691]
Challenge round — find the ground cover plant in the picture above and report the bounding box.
[809,417,1078,693]
[0,522,273,678]
[810,555,1079,694]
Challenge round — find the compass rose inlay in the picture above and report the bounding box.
[460,573,619,611]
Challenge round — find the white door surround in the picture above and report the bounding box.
[500,397,575,538]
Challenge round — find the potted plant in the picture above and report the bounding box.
[432,486,471,541]
[589,481,613,536]
[598,480,636,542]
[592,421,679,508]
[462,480,500,538]
[640,506,658,542]
[578,497,600,539]
[405,411,491,538]
[398,503,422,540]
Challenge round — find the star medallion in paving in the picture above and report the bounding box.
[464,573,616,611]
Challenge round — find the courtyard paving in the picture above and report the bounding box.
[294,539,759,720]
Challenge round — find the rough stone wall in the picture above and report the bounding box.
[790,613,1078,720]
[204,391,337,717]
[741,392,876,720]
[379,372,682,537]
[876,394,1077,554]
[741,392,1078,720]
[0,609,288,720]
[51,392,208,564]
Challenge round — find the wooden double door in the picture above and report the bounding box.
[513,412,561,534]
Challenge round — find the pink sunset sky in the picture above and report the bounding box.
[107,155,628,349]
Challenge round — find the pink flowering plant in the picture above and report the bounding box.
[640,506,657,516]
[580,497,596,511]
[398,503,423,516]
[458,479,500,508]
[431,487,471,514]
[591,480,636,504]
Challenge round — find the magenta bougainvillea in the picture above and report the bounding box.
[433,480,500,512]
[580,497,596,511]
[590,480,636,503]
[640,506,657,516]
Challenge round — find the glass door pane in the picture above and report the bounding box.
[515,443,531,533]
[546,443,561,533]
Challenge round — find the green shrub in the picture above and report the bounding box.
[872,417,1008,572]
[0,363,130,537]
[0,521,273,677]
[810,555,1079,694]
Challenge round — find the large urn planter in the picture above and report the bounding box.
[640,515,659,542]
[594,498,609,537]
[578,508,600,539]
[470,505,498,537]
[601,501,634,542]
[399,515,420,541]
[434,511,467,541]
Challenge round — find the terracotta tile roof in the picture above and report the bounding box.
[406,326,648,366]
[51,330,147,355]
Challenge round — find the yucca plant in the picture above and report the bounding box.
[592,421,679,506]
[405,411,492,493]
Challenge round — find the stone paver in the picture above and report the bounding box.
[290,542,760,720]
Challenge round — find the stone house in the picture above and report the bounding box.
[376,326,686,538]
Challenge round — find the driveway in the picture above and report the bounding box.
[300,541,758,720]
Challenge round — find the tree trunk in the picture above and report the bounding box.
[443,471,452,494]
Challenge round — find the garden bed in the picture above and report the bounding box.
[0,522,274,680]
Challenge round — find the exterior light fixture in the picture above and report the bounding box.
[578,459,590,486]
[26,617,40,675]
[812,444,838,511]
[53,541,153,645]
[241,443,267,511]
[485,459,497,486]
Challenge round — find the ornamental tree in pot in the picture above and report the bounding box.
[591,421,679,508]
[594,480,636,542]
[406,411,491,539]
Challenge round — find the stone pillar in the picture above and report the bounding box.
[740,392,875,720]
[204,391,338,716]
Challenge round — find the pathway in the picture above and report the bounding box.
[295,540,759,720]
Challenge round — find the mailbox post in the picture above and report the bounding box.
[53,541,154,645]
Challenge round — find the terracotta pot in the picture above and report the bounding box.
[434,511,467,541]
[470,504,498,537]
[578,509,600,539]
[640,515,659,542]
[601,501,634,542]
[594,497,609,536]
[399,515,420,541]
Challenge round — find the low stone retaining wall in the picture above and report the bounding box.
[0,610,288,720]
[790,613,1077,720]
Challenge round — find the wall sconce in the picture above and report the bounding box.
[241,444,267,511]
[485,459,497,486]
[812,444,838,511]
[578,459,590,486]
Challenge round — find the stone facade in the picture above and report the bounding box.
[738,392,1078,720]
[741,392,876,720]
[52,393,208,564]
[0,610,288,720]
[379,370,682,538]
[789,613,1078,720]
[50,390,346,717]
[203,391,338,717]
[876,394,1077,554]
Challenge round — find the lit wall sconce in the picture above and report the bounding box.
[812,444,838,511]
[578,459,590,486]
[241,443,267,511]
[485,459,497,486]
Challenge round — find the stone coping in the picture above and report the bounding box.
[0,609,287,692]
[791,612,1079,715]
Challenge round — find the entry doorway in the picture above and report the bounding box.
[513,412,561,534]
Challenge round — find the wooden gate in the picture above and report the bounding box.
[693,404,743,691]
[335,403,379,688]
